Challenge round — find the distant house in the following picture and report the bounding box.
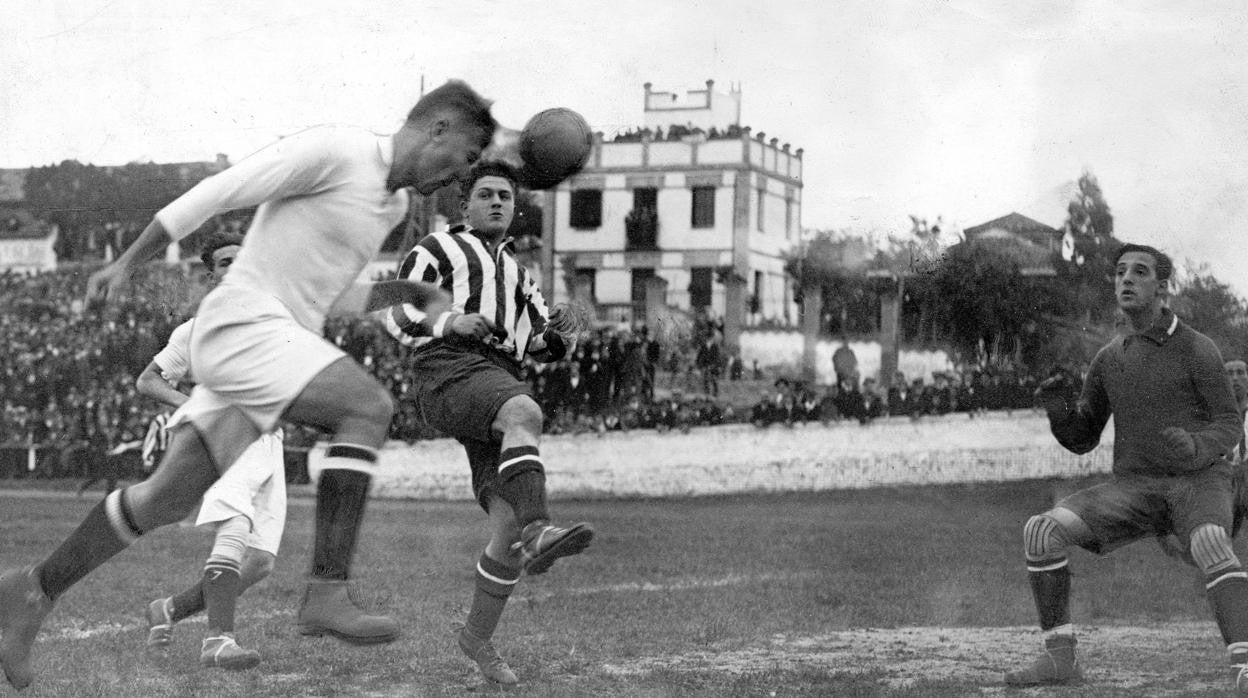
[0,209,57,273]
[961,212,1061,276]
[539,80,804,345]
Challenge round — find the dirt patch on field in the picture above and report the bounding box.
[600,623,1230,695]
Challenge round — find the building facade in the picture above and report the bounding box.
[538,80,803,347]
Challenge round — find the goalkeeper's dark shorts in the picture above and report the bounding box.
[1058,459,1237,554]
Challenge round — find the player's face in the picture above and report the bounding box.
[1115,251,1163,312]
[1226,361,1248,401]
[461,175,515,235]
[208,244,241,285]
[408,123,487,195]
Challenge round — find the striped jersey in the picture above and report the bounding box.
[384,225,550,362]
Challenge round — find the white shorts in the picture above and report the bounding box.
[182,285,346,433]
[194,431,287,555]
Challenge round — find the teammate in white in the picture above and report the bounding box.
[0,80,497,690]
[136,232,286,670]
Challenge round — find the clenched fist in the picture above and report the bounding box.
[1160,426,1196,462]
[1034,375,1072,417]
[449,313,497,342]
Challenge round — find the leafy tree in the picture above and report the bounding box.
[784,231,879,335]
[930,239,1064,369]
[1055,171,1118,324]
[1171,262,1248,360]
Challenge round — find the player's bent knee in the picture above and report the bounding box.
[241,549,276,585]
[126,480,201,529]
[1024,513,1071,563]
[494,395,542,434]
[350,385,395,426]
[1190,523,1240,574]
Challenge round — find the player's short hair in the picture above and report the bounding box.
[460,160,519,199]
[200,231,244,270]
[1114,243,1173,282]
[406,80,498,147]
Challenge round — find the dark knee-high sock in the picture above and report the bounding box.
[1027,558,1072,634]
[495,446,549,527]
[170,557,265,622]
[170,580,206,622]
[1205,566,1248,658]
[312,445,377,580]
[203,558,243,634]
[465,553,520,641]
[38,488,144,601]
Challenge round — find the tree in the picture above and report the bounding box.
[1171,262,1248,360]
[1055,171,1118,324]
[930,239,1064,370]
[783,231,878,334]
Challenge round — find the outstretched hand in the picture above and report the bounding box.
[546,303,579,335]
[85,263,129,312]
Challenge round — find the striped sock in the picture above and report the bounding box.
[312,444,378,580]
[203,559,243,634]
[38,488,143,600]
[495,446,549,527]
[465,553,521,642]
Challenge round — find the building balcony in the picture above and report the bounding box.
[624,208,659,251]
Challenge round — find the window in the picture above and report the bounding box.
[691,186,715,228]
[570,189,602,229]
[633,187,657,212]
[573,268,597,302]
[785,199,794,239]
[631,267,655,305]
[689,267,713,309]
[757,188,766,231]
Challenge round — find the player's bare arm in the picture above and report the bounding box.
[331,280,451,317]
[86,218,174,306]
[135,361,189,410]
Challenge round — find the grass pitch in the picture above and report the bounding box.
[0,479,1237,696]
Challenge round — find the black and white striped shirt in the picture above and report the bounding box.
[382,225,550,362]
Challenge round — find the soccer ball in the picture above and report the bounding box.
[516,108,593,190]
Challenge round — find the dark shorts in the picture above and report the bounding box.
[409,342,535,510]
[1059,460,1237,554]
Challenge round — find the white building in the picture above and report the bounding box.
[538,80,803,347]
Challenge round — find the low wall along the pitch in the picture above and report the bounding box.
[306,411,1114,500]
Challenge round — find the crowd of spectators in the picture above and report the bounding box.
[610,123,749,144]
[0,262,1057,480]
[0,266,183,478]
[748,370,1045,428]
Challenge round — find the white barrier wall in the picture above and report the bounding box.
[307,411,1113,500]
[738,332,953,385]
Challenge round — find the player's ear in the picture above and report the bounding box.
[430,118,450,139]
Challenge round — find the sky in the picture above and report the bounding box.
[3,0,1248,292]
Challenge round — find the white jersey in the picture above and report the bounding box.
[153,319,196,384]
[155,125,410,331]
[154,317,288,553]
